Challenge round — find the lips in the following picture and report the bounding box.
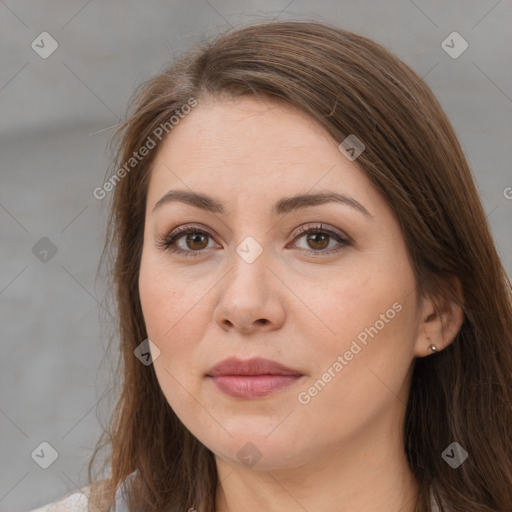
[207,357,302,377]
[206,357,304,399]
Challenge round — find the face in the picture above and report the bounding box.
[138,95,426,471]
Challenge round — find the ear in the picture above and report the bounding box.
[414,276,465,358]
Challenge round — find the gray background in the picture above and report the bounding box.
[1,1,511,510]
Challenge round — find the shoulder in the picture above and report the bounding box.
[26,485,91,512]
[27,471,137,512]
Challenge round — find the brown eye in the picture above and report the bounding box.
[184,232,209,251]
[291,224,351,255]
[156,227,217,258]
[157,223,351,258]
[305,232,330,251]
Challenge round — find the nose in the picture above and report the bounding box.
[212,245,286,334]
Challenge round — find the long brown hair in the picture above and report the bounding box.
[87,20,512,512]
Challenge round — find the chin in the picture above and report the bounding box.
[199,429,311,471]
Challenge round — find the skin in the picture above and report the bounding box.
[138,95,464,512]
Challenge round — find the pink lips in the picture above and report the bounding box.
[206,357,303,399]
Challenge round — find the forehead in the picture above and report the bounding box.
[147,96,375,206]
[157,96,333,167]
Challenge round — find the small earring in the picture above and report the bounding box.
[427,338,438,353]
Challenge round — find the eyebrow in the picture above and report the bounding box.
[151,189,373,219]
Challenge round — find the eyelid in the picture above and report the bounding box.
[156,222,352,258]
[155,224,218,251]
[290,223,352,244]
[162,222,351,243]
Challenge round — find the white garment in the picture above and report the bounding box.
[26,478,129,512]
[27,476,443,512]
[26,486,90,512]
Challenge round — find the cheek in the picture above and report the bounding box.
[139,266,206,419]
[293,263,411,344]
[138,263,199,380]
[294,285,418,438]
[290,250,420,397]
[139,251,198,337]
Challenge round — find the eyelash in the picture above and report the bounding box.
[155,223,352,258]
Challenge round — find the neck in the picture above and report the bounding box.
[212,422,420,512]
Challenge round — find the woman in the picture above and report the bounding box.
[29,20,512,512]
